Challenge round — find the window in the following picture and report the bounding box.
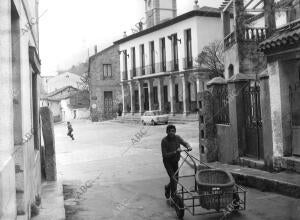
[160,38,166,72]
[140,44,145,75]
[123,50,128,80]
[150,41,155,73]
[103,64,112,78]
[172,34,179,71]
[131,47,136,77]
[185,29,192,69]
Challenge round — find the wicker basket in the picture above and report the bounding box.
[195,169,235,211]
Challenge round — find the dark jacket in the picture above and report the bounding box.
[161,135,189,161]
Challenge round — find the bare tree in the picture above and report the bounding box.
[196,40,224,78]
[77,72,90,91]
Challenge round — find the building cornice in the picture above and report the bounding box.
[114,9,221,45]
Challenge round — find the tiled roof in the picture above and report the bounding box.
[46,86,78,97]
[41,86,80,101]
[259,19,300,53]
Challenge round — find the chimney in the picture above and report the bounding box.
[193,0,199,10]
[94,45,97,55]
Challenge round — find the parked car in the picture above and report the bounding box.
[141,110,169,125]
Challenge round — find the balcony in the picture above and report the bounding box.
[146,64,157,74]
[224,31,236,49]
[137,66,146,76]
[159,62,167,72]
[244,27,267,42]
[130,68,137,78]
[121,70,128,80]
[183,57,193,70]
[168,59,179,72]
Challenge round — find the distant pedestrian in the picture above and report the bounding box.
[67,121,74,140]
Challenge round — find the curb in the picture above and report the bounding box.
[231,172,300,199]
[183,159,300,199]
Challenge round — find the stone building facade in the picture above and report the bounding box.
[89,45,122,121]
[259,0,300,171]
[0,0,43,219]
[114,1,225,118]
[205,0,300,172]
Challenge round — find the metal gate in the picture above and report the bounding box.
[243,81,264,159]
[289,83,300,156]
[104,91,113,118]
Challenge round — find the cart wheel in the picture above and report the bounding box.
[174,195,184,219]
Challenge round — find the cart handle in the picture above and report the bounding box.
[179,149,210,171]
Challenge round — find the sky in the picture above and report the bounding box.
[39,0,223,76]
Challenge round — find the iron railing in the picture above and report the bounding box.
[159,61,167,72]
[213,85,229,124]
[224,31,236,49]
[183,57,193,70]
[137,66,146,76]
[168,59,179,72]
[130,68,137,77]
[145,64,156,74]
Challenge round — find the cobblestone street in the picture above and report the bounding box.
[55,120,300,220]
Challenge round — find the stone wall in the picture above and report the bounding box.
[89,45,121,121]
[239,42,267,75]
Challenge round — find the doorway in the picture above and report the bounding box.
[243,81,264,159]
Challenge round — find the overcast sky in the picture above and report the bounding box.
[39,0,223,76]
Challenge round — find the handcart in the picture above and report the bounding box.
[165,149,247,219]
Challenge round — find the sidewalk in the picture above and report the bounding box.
[209,162,300,198]
[183,155,300,199]
[32,177,65,220]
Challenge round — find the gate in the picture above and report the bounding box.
[104,91,113,118]
[289,83,300,156]
[243,81,264,159]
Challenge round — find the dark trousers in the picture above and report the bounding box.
[163,157,179,195]
[67,130,74,139]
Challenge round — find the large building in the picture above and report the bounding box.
[89,45,122,121]
[0,0,43,218]
[114,0,225,117]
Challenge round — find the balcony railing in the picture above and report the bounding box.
[168,59,179,72]
[224,31,236,49]
[145,64,157,74]
[137,66,146,76]
[159,61,167,72]
[183,57,193,70]
[130,68,137,77]
[244,27,267,42]
[122,70,128,80]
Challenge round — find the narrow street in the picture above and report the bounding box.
[55,120,300,220]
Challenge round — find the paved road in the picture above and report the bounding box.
[55,120,300,220]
